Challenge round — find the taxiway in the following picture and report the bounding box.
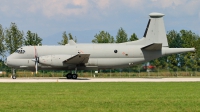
[1,78,200,82]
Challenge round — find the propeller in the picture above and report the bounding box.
[33,46,39,74]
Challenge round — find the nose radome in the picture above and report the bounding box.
[4,58,7,66]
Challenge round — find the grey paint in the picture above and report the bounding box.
[5,12,195,72]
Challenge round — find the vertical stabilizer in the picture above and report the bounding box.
[144,13,168,47]
[125,12,169,47]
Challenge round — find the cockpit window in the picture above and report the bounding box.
[15,50,25,54]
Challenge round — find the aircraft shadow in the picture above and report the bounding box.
[58,78,90,80]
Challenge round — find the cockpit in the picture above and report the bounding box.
[15,48,25,54]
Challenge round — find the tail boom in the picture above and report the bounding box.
[162,48,195,56]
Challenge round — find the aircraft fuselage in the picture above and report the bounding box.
[6,44,163,71]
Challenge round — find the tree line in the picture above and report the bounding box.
[151,30,200,72]
[57,27,138,45]
[0,23,42,56]
[1,22,200,72]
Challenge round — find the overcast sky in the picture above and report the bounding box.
[0,0,200,44]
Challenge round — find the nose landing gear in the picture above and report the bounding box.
[11,75,16,79]
[12,69,16,79]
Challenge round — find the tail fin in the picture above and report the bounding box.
[125,12,168,47]
[144,13,168,47]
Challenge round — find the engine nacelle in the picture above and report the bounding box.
[39,55,72,66]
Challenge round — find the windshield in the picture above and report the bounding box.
[15,49,25,54]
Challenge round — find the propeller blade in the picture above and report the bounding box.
[32,59,36,62]
[34,46,39,74]
[35,61,38,74]
[34,46,38,58]
[36,57,39,63]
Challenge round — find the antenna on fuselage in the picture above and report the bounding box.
[68,40,76,45]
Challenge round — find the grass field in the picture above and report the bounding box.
[0,82,200,112]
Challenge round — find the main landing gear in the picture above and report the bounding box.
[66,73,78,79]
[66,68,78,79]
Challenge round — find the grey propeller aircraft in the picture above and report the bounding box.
[5,12,195,79]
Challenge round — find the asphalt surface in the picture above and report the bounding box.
[1,77,200,82]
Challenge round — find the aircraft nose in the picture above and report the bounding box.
[4,58,7,66]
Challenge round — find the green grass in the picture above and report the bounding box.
[0,82,200,112]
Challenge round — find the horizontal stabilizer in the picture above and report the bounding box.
[63,54,90,64]
[142,43,162,51]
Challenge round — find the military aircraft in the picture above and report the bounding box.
[5,12,195,79]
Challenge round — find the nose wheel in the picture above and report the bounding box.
[12,75,16,79]
[66,73,78,79]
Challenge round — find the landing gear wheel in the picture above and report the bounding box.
[12,75,16,79]
[72,74,78,79]
[66,73,72,79]
[12,69,16,79]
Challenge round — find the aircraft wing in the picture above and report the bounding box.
[63,54,90,64]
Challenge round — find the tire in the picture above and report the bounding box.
[72,74,77,79]
[12,75,16,79]
[66,73,72,79]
